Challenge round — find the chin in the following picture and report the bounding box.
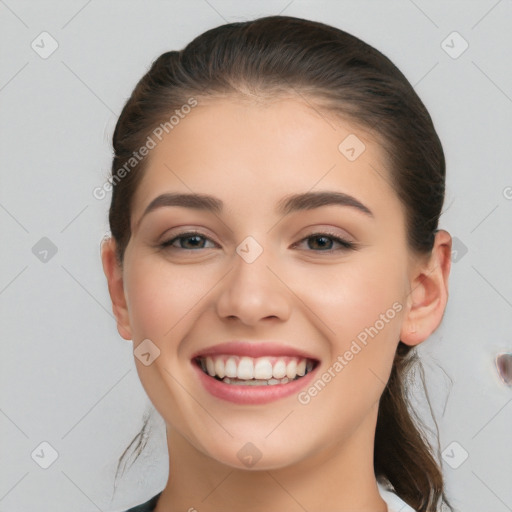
[198,436,305,472]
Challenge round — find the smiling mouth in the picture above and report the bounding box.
[194,355,317,386]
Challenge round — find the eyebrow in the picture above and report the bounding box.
[277,191,373,217]
[137,190,373,227]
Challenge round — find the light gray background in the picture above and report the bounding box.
[1,1,511,511]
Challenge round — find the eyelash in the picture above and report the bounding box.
[159,231,356,253]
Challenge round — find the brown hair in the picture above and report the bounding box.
[109,16,454,511]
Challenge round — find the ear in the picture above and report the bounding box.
[400,230,452,346]
[101,237,132,340]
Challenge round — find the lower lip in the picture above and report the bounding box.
[192,361,319,405]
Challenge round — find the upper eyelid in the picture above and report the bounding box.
[161,230,219,248]
[292,233,355,250]
[159,227,218,243]
[293,226,355,244]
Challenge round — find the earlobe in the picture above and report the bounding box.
[100,237,132,340]
[400,230,452,346]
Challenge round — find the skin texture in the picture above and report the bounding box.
[102,96,452,512]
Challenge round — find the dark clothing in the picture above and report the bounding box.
[123,492,162,511]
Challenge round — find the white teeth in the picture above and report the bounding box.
[254,359,273,380]
[214,358,225,378]
[237,357,254,380]
[199,355,315,383]
[297,359,306,377]
[272,360,287,379]
[222,376,291,386]
[286,360,297,379]
[225,357,237,378]
[206,357,215,377]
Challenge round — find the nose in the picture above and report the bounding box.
[215,245,292,327]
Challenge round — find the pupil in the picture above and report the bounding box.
[183,235,203,249]
[311,236,331,250]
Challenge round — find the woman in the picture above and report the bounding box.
[101,15,454,512]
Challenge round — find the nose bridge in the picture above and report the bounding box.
[215,236,291,324]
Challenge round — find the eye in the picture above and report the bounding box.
[160,231,217,250]
[293,232,356,252]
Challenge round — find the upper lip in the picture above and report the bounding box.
[191,340,320,361]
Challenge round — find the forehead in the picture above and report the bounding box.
[131,96,401,224]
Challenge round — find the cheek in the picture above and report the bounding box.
[289,260,405,426]
[297,259,403,333]
[123,256,203,340]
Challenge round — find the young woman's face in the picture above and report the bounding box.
[118,96,416,470]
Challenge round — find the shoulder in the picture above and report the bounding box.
[122,491,162,512]
[377,481,417,512]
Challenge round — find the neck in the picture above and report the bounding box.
[154,404,388,512]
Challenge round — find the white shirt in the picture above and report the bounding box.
[378,482,417,512]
